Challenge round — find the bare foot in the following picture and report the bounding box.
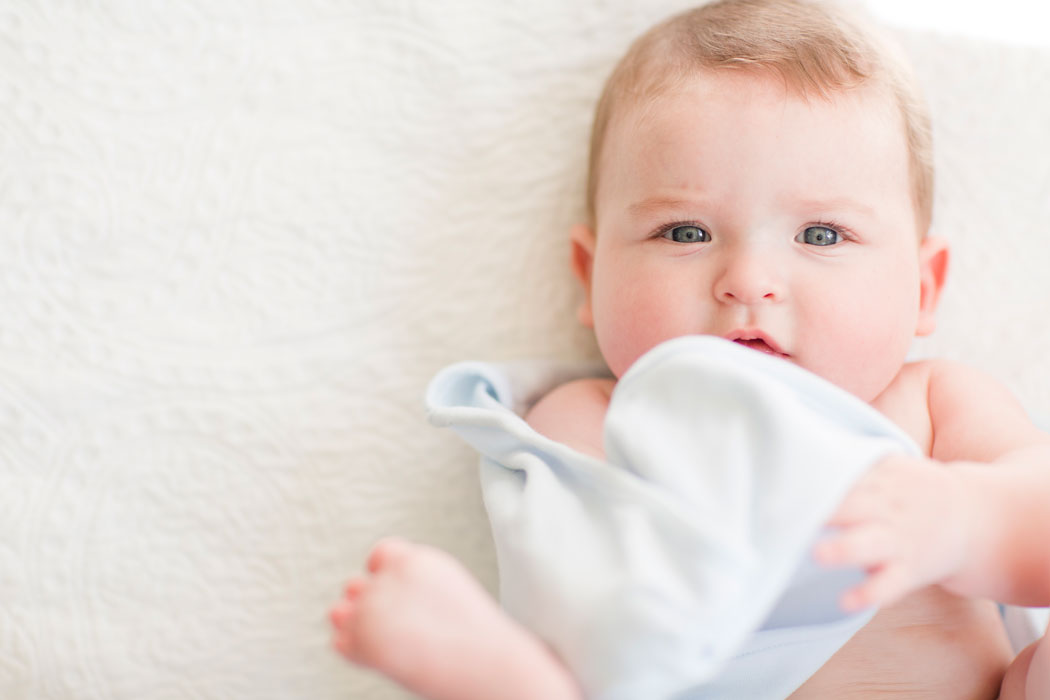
[329,538,581,700]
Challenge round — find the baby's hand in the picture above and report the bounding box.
[814,454,978,612]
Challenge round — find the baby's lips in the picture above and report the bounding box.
[725,329,789,357]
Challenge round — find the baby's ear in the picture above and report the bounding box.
[570,224,597,328]
[916,236,950,336]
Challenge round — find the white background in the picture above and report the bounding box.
[0,2,1047,699]
[866,0,1050,47]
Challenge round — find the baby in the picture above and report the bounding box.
[330,0,1050,698]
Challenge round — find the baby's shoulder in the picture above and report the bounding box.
[885,358,1046,461]
[904,357,1022,413]
[881,357,987,402]
[524,377,615,458]
[873,358,994,453]
[526,377,615,424]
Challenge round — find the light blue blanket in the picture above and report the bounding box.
[425,336,928,699]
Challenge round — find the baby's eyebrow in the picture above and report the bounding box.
[627,194,880,220]
[789,197,878,219]
[626,196,705,217]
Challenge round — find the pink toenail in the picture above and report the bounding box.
[345,579,366,598]
[367,537,407,573]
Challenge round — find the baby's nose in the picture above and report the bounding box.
[713,251,784,305]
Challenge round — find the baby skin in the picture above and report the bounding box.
[329,538,580,700]
[333,45,1050,700]
[331,369,1050,700]
[330,367,1050,699]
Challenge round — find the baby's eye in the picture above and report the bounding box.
[796,226,840,246]
[663,225,710,243]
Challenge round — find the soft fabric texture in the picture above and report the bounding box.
[428,336,919,699]
[429,337,1050,698]
[1,3,1048,698]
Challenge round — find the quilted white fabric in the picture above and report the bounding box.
[0,2,1047,699]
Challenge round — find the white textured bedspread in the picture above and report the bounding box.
[1,2,1047,698]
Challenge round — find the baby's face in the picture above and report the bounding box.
[577,71,944,401]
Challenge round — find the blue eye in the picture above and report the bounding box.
[663,225,710,243]
[797,226,840,246]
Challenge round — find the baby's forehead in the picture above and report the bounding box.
[596,69,914,217]
[600,69,906,174]
[616,66,898,131]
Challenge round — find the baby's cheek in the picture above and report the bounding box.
[594,315,647,378]
[825,304,915,401]
[598,302,691,378]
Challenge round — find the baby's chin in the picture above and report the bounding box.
[791,357,900,405]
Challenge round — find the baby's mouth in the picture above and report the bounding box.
[728,334,789,358]
[734,338,778,355]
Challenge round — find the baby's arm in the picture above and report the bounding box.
[818,361,1050,698]
[922,361,1050,605]
[818,360,1050,609]
[525,377,615,458]
[926,366,1050,700]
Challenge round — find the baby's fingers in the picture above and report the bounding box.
[814,525,894,569]
[840,564,911,612]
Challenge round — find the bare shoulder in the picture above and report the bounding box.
[871,360,938,453]
[907,358,1048,461]
[525,377,615,459]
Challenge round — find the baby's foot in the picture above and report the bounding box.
[329,538,580,700]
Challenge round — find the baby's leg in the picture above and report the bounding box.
[329,538,581,700]
[999,622,1050,699]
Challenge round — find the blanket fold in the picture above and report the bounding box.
[426,336,921,699]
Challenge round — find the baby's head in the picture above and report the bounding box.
[586,0,934,234]
[571,0,950,401]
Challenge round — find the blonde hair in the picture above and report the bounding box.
[586,0,934,234]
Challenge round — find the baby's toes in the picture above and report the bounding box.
[366,536,414,574]
[331,626,357,661]
[330,601,366,662]
[344,577,366,600]
[329,599,355,630]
